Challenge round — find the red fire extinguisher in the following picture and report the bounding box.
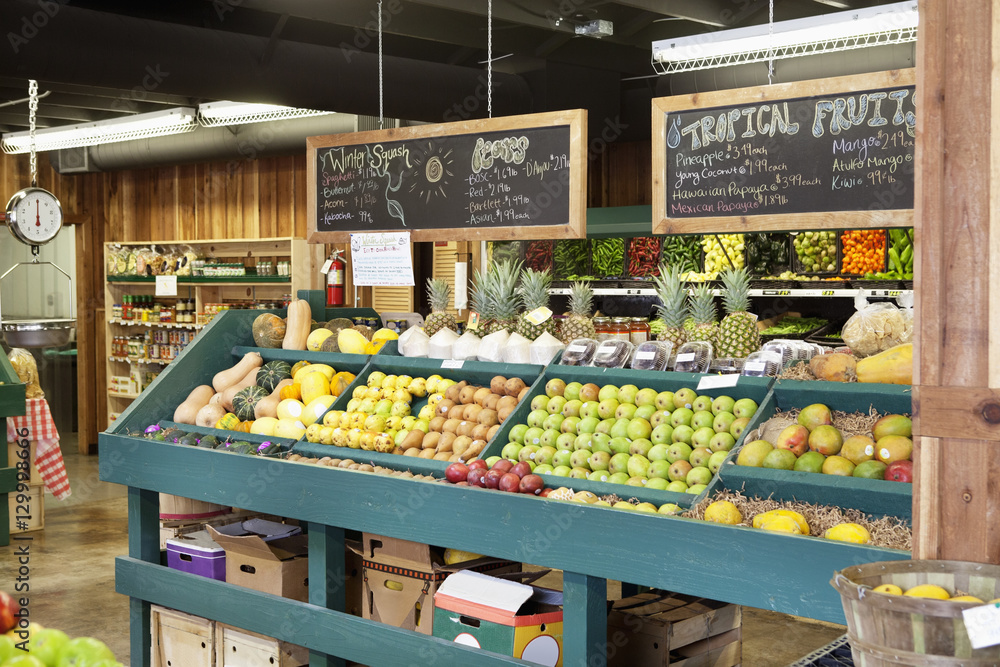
[326,249,346,306]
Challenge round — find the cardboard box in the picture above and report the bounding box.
[433,570,564,667]
[7,439,41,486]
[9,483,44,534]
[208,525,309,602]
[606,592,741,667]
[215,623,308,667]
[358,533,520,636]
[150,605,215,667]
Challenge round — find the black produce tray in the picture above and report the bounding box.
[902,280,913,290]
[759,317,829,342]
[854,280,903,290]
[805,321,845,346]
[753,280,797,291]
[786,635,854,666]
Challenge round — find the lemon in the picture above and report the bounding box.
[752,509,809,535]
[704,500,743,525]
[903,584,951,600]
[824,523,871,544]
[950,595,984,603]
[757,515,802,534]
[873,584,903,595]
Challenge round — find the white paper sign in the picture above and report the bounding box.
[349,232,415,286]
[636,350,656,360]
[441,359,464,370]
[964,603,1000,649]
[744,361,767,372]
[155,275,177,297]
[697,375,740,390]
[675,352,696,363]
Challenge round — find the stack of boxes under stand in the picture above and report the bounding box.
[8,436,43,534]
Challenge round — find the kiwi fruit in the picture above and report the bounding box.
[490,376,508,395]
[339,459,356,468]
[358,464,374,473]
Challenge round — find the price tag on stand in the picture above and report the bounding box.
[441,359,464,370]
[963,604,1000,649]
[697,375,740,390]
[155,275,177,297]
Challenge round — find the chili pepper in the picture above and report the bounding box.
[553,239,589,278]
[627,237,662,277]
[592,238,625,276]
[525,240,553,271]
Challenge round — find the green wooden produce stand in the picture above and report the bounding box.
[0,351,28,547]
[101,303,910,667]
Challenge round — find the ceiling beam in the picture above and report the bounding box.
[610,0,769,27]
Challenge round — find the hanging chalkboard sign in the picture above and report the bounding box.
[307,109,587,243]
[653,69,915,234]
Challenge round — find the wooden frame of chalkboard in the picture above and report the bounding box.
[307,109,587,243]
[652,69,915,235]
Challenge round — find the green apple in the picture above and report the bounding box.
[570,449,593,469]
[57,637,115,666]
[556,432,577,451]
[589,450,611,471]
[560,416,581,434]
[609,418,631,440]
[561,399,583,418]
[553,449,573,468]
[626,417,653,440]
[666,480,689,493]
[655,391,675,410]
[546,395,568,415]
[707,450,729,474]
[531,394,549,411]
[607,471,631,485]
[509,423,529,443]
[648,443,671,462]
[552,465,572,477]
[709,432,736,452]
[712,395,736,415]
[645,477,669,490]
[564,381,583,402]
[691,395,714,413]
[629,438,653,458]
[542,413,565,433]
[597,399,620,419]
[590,432,612,454]
[635,387,659,407]
[614,402,637,421]
[579,401,601,419]
[670,425,695,445]
[527,409,548,429]
[535,446,557,466]
[598,384,620,401]
[650,424,674,445]
[617,384,639,405]
[648,459,672,480]
[691,427,715,449]
[569,466,591,479]
[689,446,713,468]
[691,410,715,430]
[577,416,600,434]
[533,464,555,475]
[733,398,759,419]
[573,433,594,451]
[608,452,631,475]
[0,636,19,664]
[5,656,46,667]
[28,628,69,666]
[501,442,523,461]
[633,404,657,421]
[587,470,610,483]
[673,387,698,410]
[686,465,713,486]
[608,437,631,455]
[627,454,651,478]
[669,408,694,428]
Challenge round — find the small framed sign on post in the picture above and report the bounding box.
[307,109,587,243]
[652,69,915,234]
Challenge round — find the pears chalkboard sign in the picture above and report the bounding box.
[308,109,587,243]
[653,70,916,234]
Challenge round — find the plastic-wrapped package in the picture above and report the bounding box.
[529,332,564,366]
[428,328,460,359]
[741,350,784,377]
[452,331,482,361]
[477,330,509,363]
[591,340,634,368]
[842,298,912,357]
[559,338,598,366]
[398,326,429,357]
[673,341,713,374]
[501,333,532,365]
[631,341,673,371]
[761,339,815,367]
[8,348,44,398]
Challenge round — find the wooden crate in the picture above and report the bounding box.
[159,493,230,521]
[215,623,308,667]
[9,483,44,534]
[606,592,741,667]
[151,605,215,667]
[6,439,41,486]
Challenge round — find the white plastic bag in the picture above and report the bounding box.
[842,296,912,357]
[529,332,564,365]
[477,330,509,363]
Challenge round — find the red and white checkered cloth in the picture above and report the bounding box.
[7,398,71,500]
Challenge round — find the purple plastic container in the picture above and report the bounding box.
[166,530,226,580]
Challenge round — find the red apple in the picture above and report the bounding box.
[445,462,470,484]
[499,472,521,493]
[519,474,545,495]
[491,459,514,474]
[0,591,19,633]
[884,459,913,483]
[510,461,533,479]
[484,469,504,490]
[467,468,488,487]
[468,459,488,471]
[538,488,553,498]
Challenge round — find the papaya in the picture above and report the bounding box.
[856,343,912,385]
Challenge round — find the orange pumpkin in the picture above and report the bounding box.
[280,382,302,401]
[237,420,255,433]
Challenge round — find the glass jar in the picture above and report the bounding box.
[629,318,650,346]
[608,318,631,341]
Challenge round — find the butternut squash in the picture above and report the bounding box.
[173,385,215,424]
[220,366,261,411]
[254,379,293,420]
[212,351,263,393]
[856,343,913,385]
[195,402,227,428]
[282,299,312,351]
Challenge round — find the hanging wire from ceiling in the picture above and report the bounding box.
[28,80,38,187]
[378,0,384,129]
[487,0,493,118]
[767,0,775,85]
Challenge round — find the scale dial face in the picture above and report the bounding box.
[6,187,63,246]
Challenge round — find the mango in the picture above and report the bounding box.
[824,522,870,544]
[753,510,809,535]
[875,435,913,465]
[756,515,802,535]
[903,584,950,600]
[872,414,912,441]
[797,403,832,431]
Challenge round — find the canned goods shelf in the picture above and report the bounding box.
[108,318,204,330]
[108,356,169,366]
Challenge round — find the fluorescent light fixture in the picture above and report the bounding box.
[652,1,918,74]
[197,101,334,127]
[1,107,197,154]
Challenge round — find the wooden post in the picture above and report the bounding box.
[912,0,1000,561]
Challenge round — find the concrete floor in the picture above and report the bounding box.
[2,438,849,666]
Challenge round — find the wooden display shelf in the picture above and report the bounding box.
[109,319,204,330]
[108,275,292,285]
[109,356,170,366]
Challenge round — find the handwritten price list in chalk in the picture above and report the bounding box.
[314,126,572,233]
[663,85,916,218]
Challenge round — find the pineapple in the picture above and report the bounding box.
[717,267,761,358]
[423,278,455,336]
[652,265,688,350]
[561,281,596,343]
[469,267,494,334]
[516,268,557,340]
[482,258,521,335]
[686,283,719,348]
